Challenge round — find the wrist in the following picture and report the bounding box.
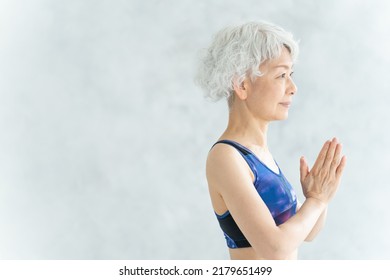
[306,197,328,209]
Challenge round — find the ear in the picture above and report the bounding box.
[232,77,250,101]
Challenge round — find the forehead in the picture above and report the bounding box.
[261,47,293,70]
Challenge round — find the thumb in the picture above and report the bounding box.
[300,156,309,181]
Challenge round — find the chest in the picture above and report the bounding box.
[249,147,280,174]
[253,168,297,219]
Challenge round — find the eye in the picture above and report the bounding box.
[278,71,294,79]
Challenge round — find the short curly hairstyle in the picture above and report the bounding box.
[195,21,299,105]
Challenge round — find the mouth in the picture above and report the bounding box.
[279,102,291,108]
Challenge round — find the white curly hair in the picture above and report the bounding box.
[195,21,299,105]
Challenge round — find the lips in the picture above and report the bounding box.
[279,102,291,107]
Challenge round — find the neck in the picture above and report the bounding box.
[220,102,270,149]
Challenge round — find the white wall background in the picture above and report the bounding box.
[1,0,390,259]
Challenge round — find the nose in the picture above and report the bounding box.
[288,77,298,95]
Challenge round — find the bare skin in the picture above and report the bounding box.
[206,47,347,260]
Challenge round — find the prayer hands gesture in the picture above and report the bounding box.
[300,138,347,204]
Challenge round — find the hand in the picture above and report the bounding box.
[300,138,347,204]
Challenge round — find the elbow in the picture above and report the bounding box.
[251,227,303,259]
[253,240,297,260]
[270,243,297,259]
[257,248,294,260]
[266,252,293,260]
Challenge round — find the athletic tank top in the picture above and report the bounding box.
[212,140,297,249]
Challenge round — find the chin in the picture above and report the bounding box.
[275,113,289,121]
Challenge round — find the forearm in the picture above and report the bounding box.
[305,207,327,241]
[270,198,326,257]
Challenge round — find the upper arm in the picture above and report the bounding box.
[206,144,282,256]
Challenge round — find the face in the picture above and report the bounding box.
[244,47,297,122]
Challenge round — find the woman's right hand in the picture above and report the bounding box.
[300,138,347,204]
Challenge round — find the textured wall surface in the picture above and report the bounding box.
[1,0,390,259]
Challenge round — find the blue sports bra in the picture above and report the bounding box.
[212,140,297,249]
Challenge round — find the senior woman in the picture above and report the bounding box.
[196,21,347,260]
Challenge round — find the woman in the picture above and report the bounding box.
[195,21,347,260]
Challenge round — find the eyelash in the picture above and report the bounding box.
[280,72,294,78]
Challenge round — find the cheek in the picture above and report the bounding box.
[250,81,283,106]
[256,80,282,97]
[262,88,283,103]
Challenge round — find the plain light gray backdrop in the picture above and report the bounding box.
[1,0,389,259]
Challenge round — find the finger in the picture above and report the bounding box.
[336,155,347,180]
[330,143,342,173]
[300,156,309,182]
[322,137,339,170]
[312,140,331,171]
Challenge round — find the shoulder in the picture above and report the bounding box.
[206,142,253,192]
[206,142,244,173]
[207,142,239,164]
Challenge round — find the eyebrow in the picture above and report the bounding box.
[272,64,293,69]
